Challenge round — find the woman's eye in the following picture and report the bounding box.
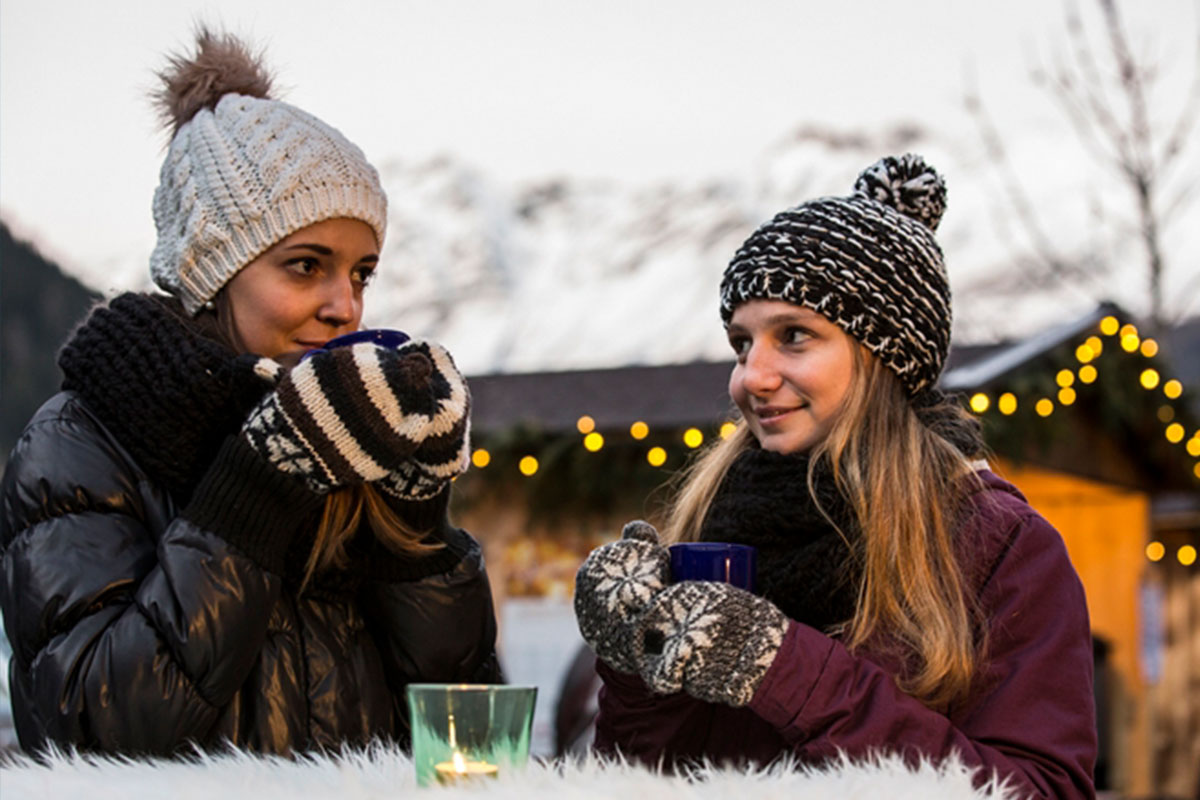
[729,336,750,359]
[784,327,811,345]
[284,257,319,276]
[353,265,376,286]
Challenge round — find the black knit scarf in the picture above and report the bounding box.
[58,293,274,506]
[698,448,862,631]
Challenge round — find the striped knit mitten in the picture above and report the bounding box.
[634,581,790,707]
[574,521,671,674]
[241,339,470,495]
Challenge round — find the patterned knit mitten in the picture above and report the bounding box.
[634,581,790,707]
[241,339,469,495]
[574,521,671,674]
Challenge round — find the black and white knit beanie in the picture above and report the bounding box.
[720,154,950,397]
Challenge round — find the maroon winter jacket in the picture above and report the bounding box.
[594,470,1096,799]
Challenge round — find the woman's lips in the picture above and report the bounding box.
[753,405,801,427]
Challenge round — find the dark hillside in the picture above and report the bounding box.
[1,222,101,468]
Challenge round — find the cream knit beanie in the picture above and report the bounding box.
[149,30,387,315]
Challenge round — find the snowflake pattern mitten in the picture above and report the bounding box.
[634,581,790,707]
[574,520,671,674]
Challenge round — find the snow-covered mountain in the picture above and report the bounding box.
[365,121,1185,377]
[17,121,1193,377]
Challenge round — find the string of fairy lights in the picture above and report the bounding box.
[468,417,738,476]
[465,313,1198,566]
[962,313,1198,568]
[963,316,1196,457]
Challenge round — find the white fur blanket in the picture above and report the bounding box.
[0,745,1019,800]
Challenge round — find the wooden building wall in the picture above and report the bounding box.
[992,459,1155,797]
[1145,529,1200,799]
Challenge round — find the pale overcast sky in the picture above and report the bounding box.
[1,0,1195,305]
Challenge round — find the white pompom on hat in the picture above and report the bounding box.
[149,29,387,315]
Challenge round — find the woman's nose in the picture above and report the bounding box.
[740,342,782,395]
[317,276,358,328]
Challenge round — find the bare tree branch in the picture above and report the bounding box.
[970,0,1200,331]
[965,83,1090,288]
[1061,0,1136,163]
[1157,2,1200,171]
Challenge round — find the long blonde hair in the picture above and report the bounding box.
[191,294,440,592]
[664,346,983,709]
[303,486,442,591]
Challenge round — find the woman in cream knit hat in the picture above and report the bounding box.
[0,29,498,755]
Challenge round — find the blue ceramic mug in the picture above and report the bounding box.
[301,328,411,361]
[668,543,757,594]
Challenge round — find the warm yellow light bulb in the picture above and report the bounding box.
[998,393,1018,415]
[1119,323,1138,339]
[1075,344,1094,364]
[1086,336,1103,356]
[1036,398,1054,417]
[519,456,539,476]
[1099,316,1119,336]
[1186,439,1200,458]
[647,446,667,467]
[1163,380,1183,399]
[584,432,604,452]
[471,449,491,469]
[1158,405,1175,423]
[1146,541,1165,562]
[1121,333,1140,352]
[1140,369,1160,390]
[1140,339,1159,357]
[1166,423,1185,443]
[683,428,704,448]
[719,421,738,439]
[1079,365,1098,384]
[1058,387,1076,406]
[629,421,649,440]
[1179,546,1198,567]
[1056,370,1075,388]
[576,415,595,435]
[969,393,990,413]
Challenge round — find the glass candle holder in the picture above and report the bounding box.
[406,684,537,787]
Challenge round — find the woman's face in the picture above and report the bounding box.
[727,300,857,455]
[224,218,379,363]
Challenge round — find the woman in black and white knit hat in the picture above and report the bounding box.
[0,29,498,755]
[576,156,1097,798]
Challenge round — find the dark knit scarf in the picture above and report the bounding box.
[699,448,862,632]
[58,292,275,507]
[696,399,984,631]
[57,292,468,592]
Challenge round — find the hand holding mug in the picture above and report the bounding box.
[574,520,671,674]
[242,333,469,496]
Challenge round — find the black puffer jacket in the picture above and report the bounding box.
[0,294,499,755]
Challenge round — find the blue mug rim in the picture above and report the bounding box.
[300,328,410,361]
[667,543,757,555]
[668,542,757,593]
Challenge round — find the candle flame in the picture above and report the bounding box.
[452,751,467,773]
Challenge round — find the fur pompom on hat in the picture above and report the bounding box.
[720,154,950,397]
[149,28,387,314]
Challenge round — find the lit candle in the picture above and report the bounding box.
[433,751,499,784]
